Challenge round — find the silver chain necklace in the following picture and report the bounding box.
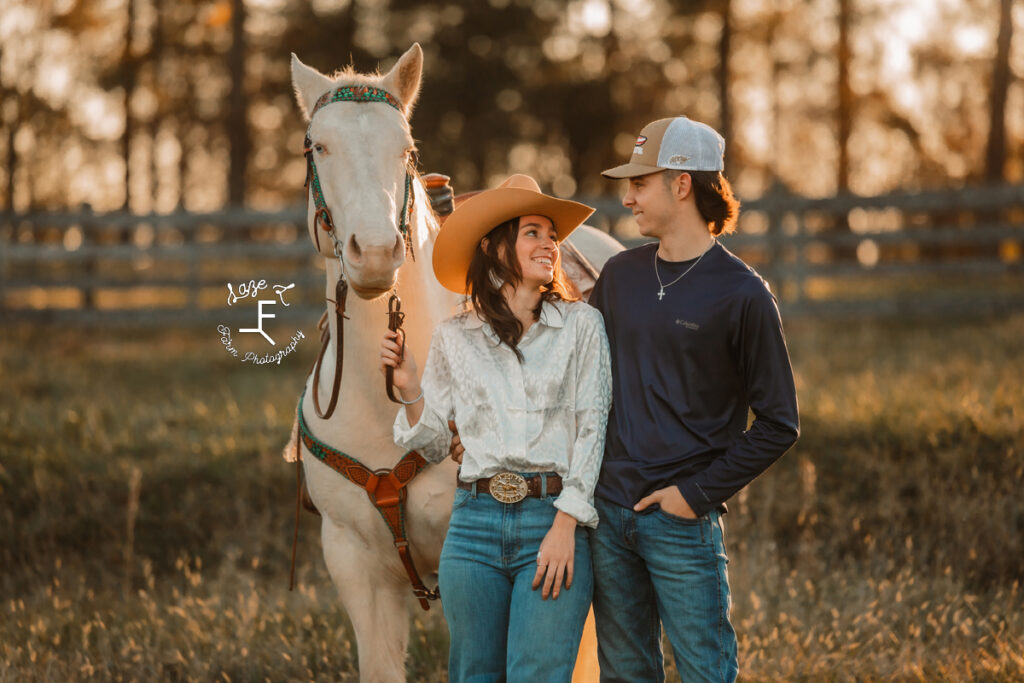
[654,240,715,301]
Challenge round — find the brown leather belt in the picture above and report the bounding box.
[458,472,562,504]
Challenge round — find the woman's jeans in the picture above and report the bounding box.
[588,497,738,683]
[439,482,594,683]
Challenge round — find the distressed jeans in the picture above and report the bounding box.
[588,497,738,683]
[438,480,594,683]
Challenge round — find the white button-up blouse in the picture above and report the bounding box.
[393,298,612,527]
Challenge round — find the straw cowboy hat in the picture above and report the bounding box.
[432,174,595,293]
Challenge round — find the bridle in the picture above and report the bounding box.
[302,83,417,419]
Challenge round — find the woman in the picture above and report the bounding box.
[379,174,612,683]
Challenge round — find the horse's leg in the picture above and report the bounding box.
[322,516,410,683]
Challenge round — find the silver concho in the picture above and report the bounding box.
[489,472,528,504]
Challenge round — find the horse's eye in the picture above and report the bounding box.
[314,144,326,154]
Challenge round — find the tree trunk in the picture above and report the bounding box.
[122,0,136,211]
[4,96,15,211]
[227,0,248,206]
[177,79,190,210]
[718,0,733,171]
[150,0,164,209]
[985,0,1012,183]
[837,0,852,195]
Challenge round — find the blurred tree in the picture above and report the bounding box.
[150,0,164,206]
[227,0,248,205]
[719,0,733,171]
[837,0,852,195]
[1,0,1021,213]
[1,66,15,211]
[985,0,1013,183]
[122,0,138,210]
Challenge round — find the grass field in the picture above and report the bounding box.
[2,314,1022,681]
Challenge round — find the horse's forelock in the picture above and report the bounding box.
[329,66,382,83]
[315,68,411,131]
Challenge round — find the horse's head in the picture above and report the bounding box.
[291,45,423,299]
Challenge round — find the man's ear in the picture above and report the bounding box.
[673,172,693,201]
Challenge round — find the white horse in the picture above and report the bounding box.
[286,44,623,682]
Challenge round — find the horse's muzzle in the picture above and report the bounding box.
[349,279,397,300]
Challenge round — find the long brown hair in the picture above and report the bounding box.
[465,217,578,361]
[664,170,740,235]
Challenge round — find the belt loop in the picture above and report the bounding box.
[540,472,548,498]
[471,480,478,498]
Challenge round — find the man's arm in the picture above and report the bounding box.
[676,283,800,517]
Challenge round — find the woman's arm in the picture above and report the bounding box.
[552,307,612,527]
[383,327,456,463]
[534,307,613,599]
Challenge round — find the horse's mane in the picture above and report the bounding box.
[412,170,442,240]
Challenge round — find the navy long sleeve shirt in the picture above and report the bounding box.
[590,241,800,517]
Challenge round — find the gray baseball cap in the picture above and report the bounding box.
[602,116,725,178]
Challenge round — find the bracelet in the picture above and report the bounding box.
[396,390,423,406]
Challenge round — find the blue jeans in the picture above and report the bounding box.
[438,481,594,683]
[588,497,737,683]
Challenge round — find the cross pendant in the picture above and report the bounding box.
[657,288,665,301]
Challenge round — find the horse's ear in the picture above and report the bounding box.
[381,43,423,116]
[291,53,333,122]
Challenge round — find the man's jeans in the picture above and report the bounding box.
[438,482,594,683]
[588,497,738,683]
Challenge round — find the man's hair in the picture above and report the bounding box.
[663,170,740,236]
[465,217,578,362]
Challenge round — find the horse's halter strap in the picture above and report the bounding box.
[302,84,416,420]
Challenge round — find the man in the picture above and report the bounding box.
[587,116,800,682]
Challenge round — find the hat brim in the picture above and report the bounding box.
[600,162,666,179]
[432,187,595,294]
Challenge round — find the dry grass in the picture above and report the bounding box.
[1,315,1022,681]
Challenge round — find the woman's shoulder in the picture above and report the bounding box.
[551,298,604,329]
[434,307,487,338]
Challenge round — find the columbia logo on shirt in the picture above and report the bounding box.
[676,319,700,331]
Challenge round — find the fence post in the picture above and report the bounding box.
[791,203,806,305]
[0,214,8,315]
[188,217,200,312]
[81,204,96,310]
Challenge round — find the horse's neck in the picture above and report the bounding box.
[316,181,456,437]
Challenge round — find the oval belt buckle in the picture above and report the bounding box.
[490,472,528,504]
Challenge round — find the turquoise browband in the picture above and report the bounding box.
[311,85,404,118]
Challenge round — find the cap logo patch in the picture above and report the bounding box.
[669,154,688,165]
[633,135,648,156]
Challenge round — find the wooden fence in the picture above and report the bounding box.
[1,183,1022,325]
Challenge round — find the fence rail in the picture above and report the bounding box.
[2,183,1023,324]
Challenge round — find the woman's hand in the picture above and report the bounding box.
[532,511,578,600]
[379,329,420,398]
[447,421,464,464]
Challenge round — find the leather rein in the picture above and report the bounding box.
[291,83,441,610]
